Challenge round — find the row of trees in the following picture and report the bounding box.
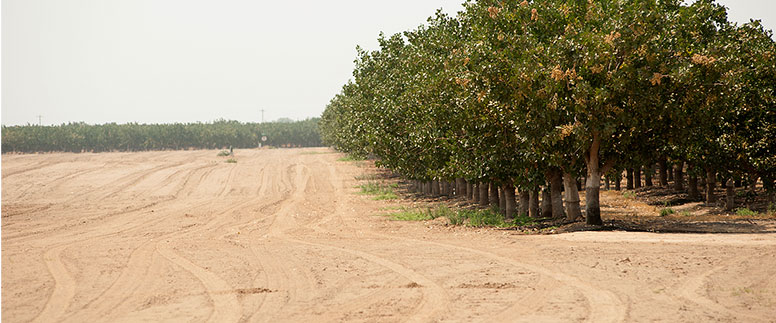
[1,119,322,153]
[321,0,776,224]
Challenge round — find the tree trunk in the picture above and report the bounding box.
[473,183,480,202]
[605,176,611,190]
[634,167,642,189]
[479,182,489,206]
[519,190,529,217]
[541,188,552,218]
[529,188,540,218]
[549,169,564,219]
[644,165,653,187]
[425,181,432,196]
[615,173,621,191]
[674,162,684,191]
[499,185,506,215]
[659,157,669,187]
[489,182,500,208]
[432,180,440,196]
[584,131,604,225]
[688,174,700,200]
[467,181,474,200]
[706,168,716,205]
[726,178,735,211]
[502,183,515,219]
[456,178,466,197]
[626,168,634,190]
[447,181,454,198]
[563,172,582,221]
[668,162,674,182]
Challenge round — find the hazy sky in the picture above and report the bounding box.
[2,0,774,126]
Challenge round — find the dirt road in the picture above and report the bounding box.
[3,148,775,322]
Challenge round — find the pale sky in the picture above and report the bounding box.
[2,0,774,126]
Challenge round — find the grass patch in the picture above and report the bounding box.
[225,158,237,163]
[659,207,675,216]
[623,191,636,199]
[358,181,398,200]
[679,210,692,217]
[385,208,436,221]
[338,154,366,162]
[735,208,759,216]
[459,207,537,228]
[217,150,231,157]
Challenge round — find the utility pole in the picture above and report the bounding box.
[37,115,42,126]
[260,109,265,123]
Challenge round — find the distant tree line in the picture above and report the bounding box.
[1,118,322,153]
[321,0,776,223]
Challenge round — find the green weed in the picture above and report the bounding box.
[735,208,759,216]
[659,208,675,216]
[358,181,398,200]
[225,158,237,163]
[623,191,636,199]
[217,150,231,157]
[338,154,366,162]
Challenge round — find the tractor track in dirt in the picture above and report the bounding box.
[3,149,776,322]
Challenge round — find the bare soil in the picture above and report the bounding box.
[2,148,775,322]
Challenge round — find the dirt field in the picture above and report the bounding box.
[3,148,776,322]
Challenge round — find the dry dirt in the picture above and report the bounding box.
[2,148,775,322]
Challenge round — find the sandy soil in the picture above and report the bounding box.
[2,148,775,322]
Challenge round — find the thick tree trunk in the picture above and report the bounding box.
[489,182,500,208]
[447,181,454,198]
[688,174,701,200]
[502,183,515,219]
[467,181,474,200]
[529,188,540,218]
[541,188,552,218]
[499,185,506,215]
[706,168,716,205]
[668,163,674,182]
[584,131,604,225]
[563,172,582,221]
[605,176,611,190]
[644,165,653,187]
[440,181,447,196]
[548,169,564,219]
[424,181,431,196]
[634,167,642,189]
[432,180,440,196]
[674,162,684,191]
[626,168,634,190]
[615,173,621,191]
[518,190,529,217]
[456,178,466,197]
[479,182,489,206]
[726,178,735,211]
[659,157,669,187]
[473,183,480,202]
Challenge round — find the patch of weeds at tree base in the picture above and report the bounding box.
[358,181,398,200]
[735,208,759,217]
[659,207,675,216]
[337,154,366,162]
[217,150,231,157]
